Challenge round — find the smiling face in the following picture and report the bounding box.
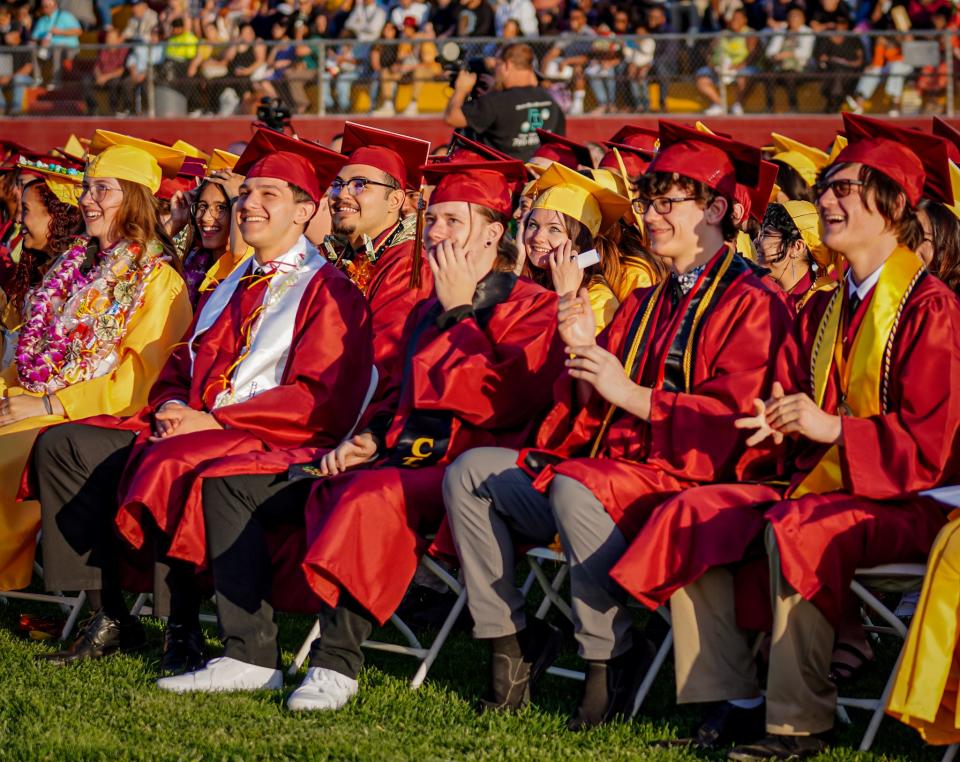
[329,163,405,243]
[523,208,570,269]
[642,181,725,261]
[236,176,315,251]
[78,174,124,245]
[816,163,891,255]
[20,182,52,251]
[193,182,231,251]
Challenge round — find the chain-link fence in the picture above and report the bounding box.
[0,31,954,119]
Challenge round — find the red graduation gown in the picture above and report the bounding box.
[60,261,374,563]
[301,275,565,624]
[527,249,797,542]
[613,275,960,630]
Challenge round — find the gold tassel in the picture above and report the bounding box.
[408,184,426,290]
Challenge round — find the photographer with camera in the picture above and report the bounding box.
[443,42,565,162]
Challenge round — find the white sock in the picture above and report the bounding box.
[728,697,764,709]
[572,90,585,107]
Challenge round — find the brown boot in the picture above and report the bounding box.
[479,619,562,713]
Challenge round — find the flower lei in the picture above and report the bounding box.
[15,237,161,393]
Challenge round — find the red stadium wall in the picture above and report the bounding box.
[2,115,956,154]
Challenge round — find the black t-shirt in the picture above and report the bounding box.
[461,85,565,161]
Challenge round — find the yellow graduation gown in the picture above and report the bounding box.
[887,514,960,745]
[0,262,191,590]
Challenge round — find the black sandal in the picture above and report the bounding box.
[828,642,876,686]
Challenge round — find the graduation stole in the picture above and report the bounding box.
[321,215,418,294]
[790,246,925,498]
[384,271,518,468]
[588,247,748,457]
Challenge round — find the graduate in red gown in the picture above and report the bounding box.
[155,158,565,709]
[613,114,960,760]
[26,129,375,673]
[442,121,796,730]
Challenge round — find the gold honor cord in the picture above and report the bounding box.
[791,246,924,498]
[588,281,664,458]
[682,247,734,391]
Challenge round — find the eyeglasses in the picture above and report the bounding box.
[632,196,697,215]
[77,182,122,202]
[814,178,864,199]
[329,177,399,196]
[191,201,232,219]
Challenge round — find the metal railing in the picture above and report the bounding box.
[0,31,954,118]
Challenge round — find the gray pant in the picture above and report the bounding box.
[671,524,836,735]
[442,447,634,661]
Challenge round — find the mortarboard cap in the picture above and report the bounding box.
[599,142,655,179]
[422,160,527,217]
[171,140,211,162]
[87,130,186,194]
[607,125,660,153]
[444,132,514,163]
[743,159,780,223]
[17,154,83,206]
[207,149,241,173]
[769,132,830,187]
[649,120,761,198]
[234,129,344,204]
[530,162,631,236]
[529,129,594,173]
[835,113,953,206]
[340,122,431,190]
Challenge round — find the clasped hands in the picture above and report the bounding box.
[735,381,843,447]
[149,402,223,443]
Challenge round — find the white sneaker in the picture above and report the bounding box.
[401,101,419,116]
[371,102,395,116]
[286,667,358,712]
[704,103,725,116]
[731,102,744,115]
[156,657,283,694]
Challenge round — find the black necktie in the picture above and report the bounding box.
[849,291,861,317]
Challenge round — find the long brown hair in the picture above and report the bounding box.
[919,198,960,295]
[108,179,182,273]
[472,204,517,272]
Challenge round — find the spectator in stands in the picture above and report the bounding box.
[695,8,759,114]
[197,0,231,39]
[541,6,595,115]
[94,0,123,30]
[741,0,770,31]
[87,25,128,114]
[222,21,266,113]
[809,0,850,31]
[390,0,429,28]
[325,29,361,113]
[495,0,537,36]
[585,22,623,114]
[917,7,958,114]
[123,23,164,114]
[164,17,199,82]
[344,0,386,40]
[274,15,316,114]
[456,0,495,36]
[186,21,230,115]
[15,5,33,40]
[426,0,459,37]
[122,0,159,42]
[646,5,679,112]
[159,0,190,37]
[622,11,656,112]
[765,4,815,111]
[59,0,96,30]
[847,33,913,115]
[371,20,411,115]
[813,13,864,111]
[0,23,34,116]
[32,0,82,81]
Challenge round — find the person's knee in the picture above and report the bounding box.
[33,423,81,470]
[443,448,514,512]
[202,475,247,525]
[548,475,596,529]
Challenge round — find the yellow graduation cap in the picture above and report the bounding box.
[694,120,715,135]
[172,140,211,162]
[86,130,186,194]
[769,133,830,187]
[58,134,87,161]
[17,155,83,207]
[781,199,829,264]
[530,162,631,236]
[946,160,960,220]
[207,148,241,173]
[828,134,848,164]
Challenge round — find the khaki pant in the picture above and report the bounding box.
[671,524,836,735]
[443,447,634,660]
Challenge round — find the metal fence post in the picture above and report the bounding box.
[147,42,156,118]
[317,40,326,116]
[947,29,955,118]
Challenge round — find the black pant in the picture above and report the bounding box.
[203,472,375,676]
[33,423,137,595]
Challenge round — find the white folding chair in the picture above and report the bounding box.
[0,533,87,641]
[287,554,467,689]
[945,744,959,762]
[835,562,928,752]
[522,545,675,716]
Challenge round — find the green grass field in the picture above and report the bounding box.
[0,591,943,761]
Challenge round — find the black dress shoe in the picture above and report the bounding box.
[160,623,206,675]
[659,701,766,750]
[728,733,830,760]
[479,619,562,713]
[566,634,657,731]
[37,610,146,666]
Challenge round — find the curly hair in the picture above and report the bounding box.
[9,179,83,312]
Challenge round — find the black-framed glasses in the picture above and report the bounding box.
[814,178,864,199]
[632,196,698,215]
[191,200,232,219]
[329,177,399,196]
